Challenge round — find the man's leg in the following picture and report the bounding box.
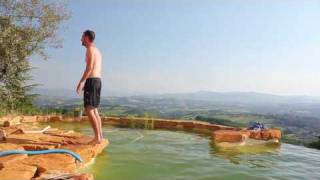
[94,108,103,139]
[85,106,102,143]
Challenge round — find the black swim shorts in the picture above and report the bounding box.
[83,77,101,108]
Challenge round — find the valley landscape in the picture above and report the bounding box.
[33,89,320,148]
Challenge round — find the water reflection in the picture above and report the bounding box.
[209,140,281,167]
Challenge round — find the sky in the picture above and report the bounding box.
[30,0,320,96]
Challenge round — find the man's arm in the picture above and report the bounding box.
[76,47,94,94]
[80,47,94,83]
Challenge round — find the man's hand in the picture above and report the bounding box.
[76,81,85,95]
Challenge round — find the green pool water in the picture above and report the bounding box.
[46,122,320,180]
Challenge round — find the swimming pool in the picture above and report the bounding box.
[45,122,320,180]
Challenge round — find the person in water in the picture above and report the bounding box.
[76,30,103,144]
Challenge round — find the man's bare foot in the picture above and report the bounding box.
[87,137,103,145]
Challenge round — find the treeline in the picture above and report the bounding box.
[308,137,320,149]
[195,115,245,127]
[272,114,320,130]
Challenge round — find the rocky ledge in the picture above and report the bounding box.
[0,124,108,180]
[212,129,281,146]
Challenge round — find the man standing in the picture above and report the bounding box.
[76,30,103,144]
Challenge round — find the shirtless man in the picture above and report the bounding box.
[76,30,103,144]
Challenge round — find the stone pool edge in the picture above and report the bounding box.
[2,115,282,143]
[0,117,109,180]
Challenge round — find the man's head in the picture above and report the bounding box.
[81,30,95,47]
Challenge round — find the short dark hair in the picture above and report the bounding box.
[83,30,95,42]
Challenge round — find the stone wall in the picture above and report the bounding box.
[1,115,282,144]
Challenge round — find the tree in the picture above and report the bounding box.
[308,136,320,150]
[0,0,69,114]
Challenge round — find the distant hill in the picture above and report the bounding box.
[32,88,320,106]
[32,88,79,99]
[32,88,139,98]
[135,91,320,105]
